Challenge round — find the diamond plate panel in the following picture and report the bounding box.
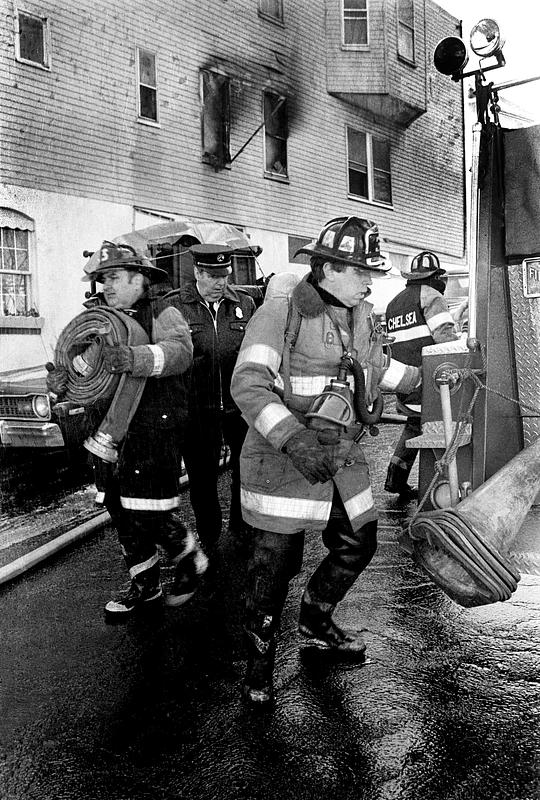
[508,263,540,446]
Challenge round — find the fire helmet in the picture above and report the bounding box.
[400,251,446,281]
[82,241,168,284]
[293,216,389,273]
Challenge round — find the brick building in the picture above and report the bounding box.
[0,0,465,378]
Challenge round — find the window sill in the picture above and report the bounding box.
[257,11,285,27]
[347,194,394,210]
[340,44,370,52]
[137,117,161,128]
[16,57,51,71]
[263,171,289,184]
[397,54,417,68]
[0,316,44,331]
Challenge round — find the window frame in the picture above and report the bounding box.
[341,0,369,50]
[346,127,393,207]
[0,210,38,320]
[15,8,51,70]
[200,68,231,170]
[258,0,284,25]
[136,47,159,126]
[263,91,289,182]
[397,0,416,65]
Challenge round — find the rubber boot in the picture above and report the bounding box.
[105,561,162,621]
[298,589,366,658]
[384,462,418,500]
[242,613,277,706]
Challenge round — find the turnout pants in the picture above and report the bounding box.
[386,416,422,490]
[245,488,378,626]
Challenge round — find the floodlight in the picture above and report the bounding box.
[470,18,505,58]
[433,36,469,77]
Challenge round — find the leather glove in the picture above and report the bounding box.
[284,428,338,485]
[102,344,134,374]
[45,363,68,398]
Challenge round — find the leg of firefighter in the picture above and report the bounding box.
[104,496,163,620]
[384,416,421,499]
[155,512,209,607]
[299,489,377,656]
[243,528,305,705]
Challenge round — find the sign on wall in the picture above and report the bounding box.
[522,258,540,298]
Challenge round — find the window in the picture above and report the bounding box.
[201,70,231,169]
[397,0,415,62]
[137,48,158,123]
[264,92,288,178]
[16,10,50,68]
[288,235,312,265]
[342,0,368,47]
[347,128,392,205]
[0,211,35,317]
[232,254,257,285]
[259,0,283,22]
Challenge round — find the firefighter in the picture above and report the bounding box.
[46,242,208,619]
[384,251,458,500]
[166,244,256,554]
[230,216,422,705]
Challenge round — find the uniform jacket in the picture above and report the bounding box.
[386,283,456,415]
[230,274,421,535]
[167,281,256,418]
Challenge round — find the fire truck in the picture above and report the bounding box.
[400,19,540,607]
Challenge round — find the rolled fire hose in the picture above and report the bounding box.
[53,307,149,462]
[400,509,520,607]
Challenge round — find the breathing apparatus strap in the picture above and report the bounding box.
[282,300,302,405]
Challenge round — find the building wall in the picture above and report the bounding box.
[0,0,466,376]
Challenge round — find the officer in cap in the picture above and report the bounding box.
[231,216,423,705]
[384,250,458,500]
[46,241,208,618]
[166,243,257,559]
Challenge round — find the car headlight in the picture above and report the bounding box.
[33,394,51,419]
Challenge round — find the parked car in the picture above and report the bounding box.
[0,380,65,448]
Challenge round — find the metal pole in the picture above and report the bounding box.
[439,381,460,506]
[467,120,482,342]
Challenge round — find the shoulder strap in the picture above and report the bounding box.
[281,298,302,405]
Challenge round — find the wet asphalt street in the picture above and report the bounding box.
[0,424,539,800]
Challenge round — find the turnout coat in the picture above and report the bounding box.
[231,274,420,535]
[385,283,456,416]
[89,289,193,511]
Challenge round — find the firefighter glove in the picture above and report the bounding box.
[102,344,134,374]
[45,363,69,398]
[284,428,338,485]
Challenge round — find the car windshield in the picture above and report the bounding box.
[445,275,469,299]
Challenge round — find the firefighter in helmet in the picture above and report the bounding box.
[46,241,207,618]
[231,216,422,705]
[384,250,458,500]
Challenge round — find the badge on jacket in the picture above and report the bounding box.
[235,307,244,319]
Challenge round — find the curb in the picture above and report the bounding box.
[0,511,111,587]
[0,464,200,587]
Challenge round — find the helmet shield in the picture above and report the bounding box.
[82,241,168,284]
